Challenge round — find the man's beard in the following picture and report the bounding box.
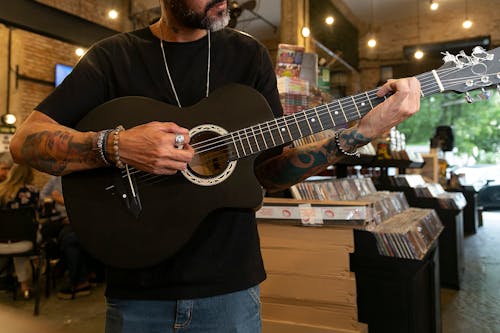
[169,0,229,31]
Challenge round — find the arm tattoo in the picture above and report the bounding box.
[21,130,98,175]
[338,128,371,152]
[257,128,372,192]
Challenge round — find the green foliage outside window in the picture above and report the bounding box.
[397,89,500,164]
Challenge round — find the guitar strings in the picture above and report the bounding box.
[189,65,481,154]
[115,65,495,187]
[120,68,490,186]
[191,70,495,156]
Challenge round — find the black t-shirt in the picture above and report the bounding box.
[36,27,283,300]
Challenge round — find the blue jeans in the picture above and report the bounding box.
[105,285,261,333]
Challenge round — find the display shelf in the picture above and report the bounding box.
[350,229,441,333]
[258,221,368,333]
[375,178,465,289]
[448,186,480,234]
[257,200,442,333]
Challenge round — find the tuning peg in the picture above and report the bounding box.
[479,88,491,100]
[465,92,474,103]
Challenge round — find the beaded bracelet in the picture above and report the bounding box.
[113,125,126,169]
[334,130,360,158]
[95,130,111,166]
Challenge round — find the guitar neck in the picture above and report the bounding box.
[228,71,441,160]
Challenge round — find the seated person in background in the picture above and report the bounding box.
[0,152,14,183]
[0,164,39,299]
[40,175,96,300]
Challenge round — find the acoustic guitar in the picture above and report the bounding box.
[62,46,500,268]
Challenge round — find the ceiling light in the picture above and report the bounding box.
[75,48,85,57]
[1,114,16,125]
[367,38,377,48]
[325,16,334,25]
[462,0,472,29]
[367,0,376,49]
[301,26,311,38]
[108,9,119,19]
[414,50,424,59]
[430,1,439,10]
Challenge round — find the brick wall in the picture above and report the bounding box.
[0,26,82,124]
[35,0,129,31]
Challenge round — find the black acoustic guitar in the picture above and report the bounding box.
[62,47,500,268]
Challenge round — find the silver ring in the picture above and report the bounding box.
[174,134,185,149]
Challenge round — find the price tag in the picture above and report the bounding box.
[298,203,323,226]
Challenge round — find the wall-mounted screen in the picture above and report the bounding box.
[55,64,73,87]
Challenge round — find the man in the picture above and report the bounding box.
[10,0,421,332]
[0,152,13,182]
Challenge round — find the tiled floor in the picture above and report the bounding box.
[1,212,499,333]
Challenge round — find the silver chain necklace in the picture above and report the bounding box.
[159,24,211,107]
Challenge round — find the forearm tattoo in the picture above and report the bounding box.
[257,128,371,192]
[21,130,98,175]
[338,128,372,151]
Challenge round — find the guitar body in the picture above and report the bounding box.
[62,84,274,268]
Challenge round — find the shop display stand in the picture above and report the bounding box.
[257,190,443,333]
[448,185,480,234]
[376,183,465,289]
[350,229,441,333]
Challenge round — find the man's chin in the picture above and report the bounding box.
[204,14,229,31]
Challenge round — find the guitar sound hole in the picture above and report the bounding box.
[188,131,230,178]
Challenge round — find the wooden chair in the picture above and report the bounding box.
[0,207,45,315]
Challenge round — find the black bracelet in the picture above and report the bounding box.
[101,129,113,165]
[334,130,360,158]
[95,130,111,166]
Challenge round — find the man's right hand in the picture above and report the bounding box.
[117,121,194,175]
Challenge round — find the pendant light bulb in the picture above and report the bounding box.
[301,26,311,38]
[108,9,119,19]
[325,16,334,25]
[367,38,377,48]
[430,1,439,10]
[462,19,472,29]
[75,48,85,57]
[1,114,16,125]
[414,50,424,59]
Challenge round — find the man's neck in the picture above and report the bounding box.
[150,18,207,43]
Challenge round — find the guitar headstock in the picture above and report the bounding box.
[437,46,500,99]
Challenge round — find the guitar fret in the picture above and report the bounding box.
[259,124,269,149]
[351,96,361,119]
[307,109,322,134]
[251,126,261,151]
[238,130,248,156]
[230,132,241,159]
[267,122,277,146]
[274,119,285,143]
[305,111,314,134]
[325,103,336,127]
[313,107,325,131]
[245,128,254,154]
[292,113,303,138]
[365,92,374,109]
[338,100,348,122]
[283,118,293,142]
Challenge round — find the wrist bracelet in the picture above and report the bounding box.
[335,130,360,158]
[113,125,126,169]
[95,130,111,166]
[101,129,113,165]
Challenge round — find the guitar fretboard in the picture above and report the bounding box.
[226,71,440,160]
